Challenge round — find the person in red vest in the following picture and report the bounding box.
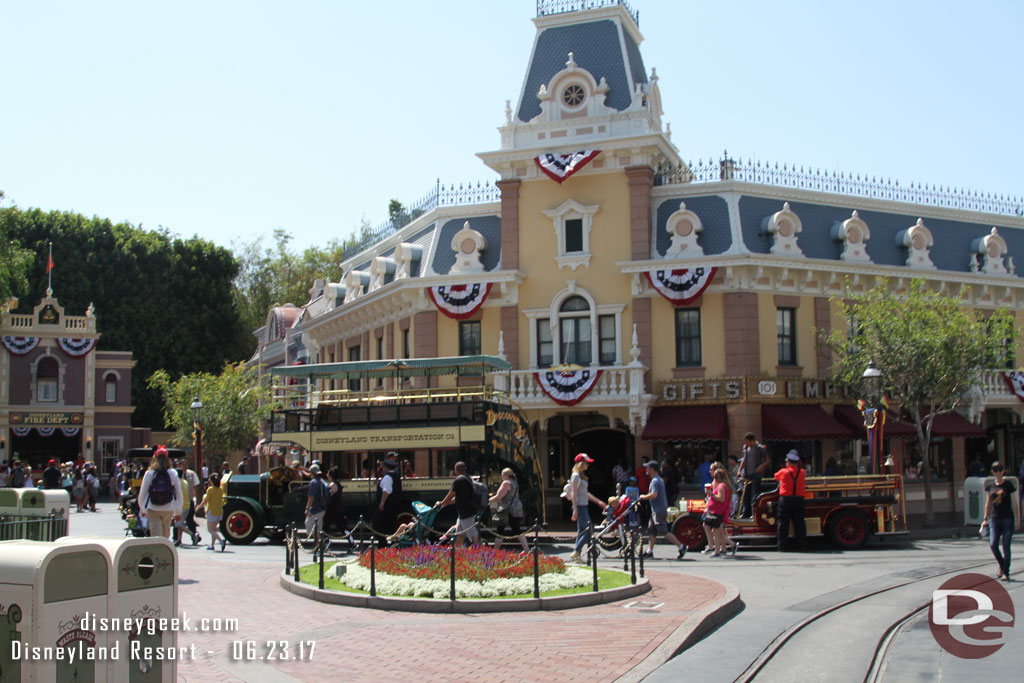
[774,450,807,551]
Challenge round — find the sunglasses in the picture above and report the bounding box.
[991,466,1004,472]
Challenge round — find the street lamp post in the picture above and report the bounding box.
[860,360,885,474]
[190,396,204,485]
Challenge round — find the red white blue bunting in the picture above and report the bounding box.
[12,427,31,437]
[427,283,493,320]
[1003,371,1024,403]
[59,337,97,357]
[2,336,40,356]
[535,150,600,183]
[645,267,717,306]
[36,427,55,437]
[61,427,80,437]
[535,366,603,406]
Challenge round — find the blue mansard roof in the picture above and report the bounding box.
[430,216,503,274]
[654,188,1024,274]
[518,19,646,123]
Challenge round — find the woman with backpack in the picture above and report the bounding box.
[138,446,183,539]
[488,468,530,552]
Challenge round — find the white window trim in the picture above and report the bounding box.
[31,353,64,405]
[542,199,599,271]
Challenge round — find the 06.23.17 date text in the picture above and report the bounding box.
[231,640,316,661]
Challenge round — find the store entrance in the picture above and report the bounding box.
[9,429,81,471]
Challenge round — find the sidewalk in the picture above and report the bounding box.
[174,558,739,682]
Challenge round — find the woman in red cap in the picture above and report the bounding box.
[568,453,607,563]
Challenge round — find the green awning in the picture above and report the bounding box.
[268,355,511,381]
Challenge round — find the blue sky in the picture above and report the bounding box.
[2,1,1021,253]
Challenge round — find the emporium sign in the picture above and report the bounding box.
[657,377,855,405]
[9,412,84,425]
[275,425,486,452]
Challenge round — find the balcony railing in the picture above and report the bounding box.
[656,154,1024,218]
[537,0,639,25]
[507,365,643,407]
[979,369,1019,405]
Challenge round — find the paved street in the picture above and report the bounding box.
[66,502,1021,681]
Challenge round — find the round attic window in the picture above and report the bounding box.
[562,84,585,108]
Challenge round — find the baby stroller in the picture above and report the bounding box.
[387,501,442,547]
[595,496,637,558]
[120,494,148,537]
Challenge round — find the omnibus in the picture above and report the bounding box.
[219,356,545,544]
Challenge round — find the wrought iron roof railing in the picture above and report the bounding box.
[537,0,639,26]
[655,153,1024,218]
[343,180,500,259]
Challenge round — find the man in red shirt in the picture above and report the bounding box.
[774,450,807,551]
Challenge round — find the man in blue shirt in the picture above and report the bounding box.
[639,461,687,560]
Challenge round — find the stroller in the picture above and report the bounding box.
[387,501,442,547]
[594,496,637,557]
[120,494,148,537]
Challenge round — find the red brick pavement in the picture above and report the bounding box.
[174,556,729,682]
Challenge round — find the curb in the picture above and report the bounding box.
[279,569,650,613]
[616,574,743,683]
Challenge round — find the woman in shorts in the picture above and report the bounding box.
[703,468,736,557]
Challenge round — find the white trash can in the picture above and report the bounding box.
[19,489,71,540]
[0,540,111,682]
[0,488,23,540]
[57,535,178,682]
[964,476,989,525]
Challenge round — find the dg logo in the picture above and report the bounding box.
[930,573,1015,658]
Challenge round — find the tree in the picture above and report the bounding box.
[825,278,1015,526]
[0,191,32,303]
[147,363,280,460]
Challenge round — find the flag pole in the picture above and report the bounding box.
[46,242,53,295]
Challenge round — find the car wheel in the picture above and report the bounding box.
[827,509,869,549]
[221,505,261,545]
[672,514,707,551]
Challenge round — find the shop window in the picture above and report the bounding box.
[777,308,797,366]
[37,357,58,402]
[598,315,617,365]
[675,309,701,367]
[537,318,553,368]
[559,296,592,365]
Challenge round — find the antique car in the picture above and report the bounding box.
[668,473,908,550]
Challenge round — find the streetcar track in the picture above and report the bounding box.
[863,568,1024,683]
[732,559,993,682]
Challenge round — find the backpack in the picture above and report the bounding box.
[467,477,489,511]
[148,469,176,506]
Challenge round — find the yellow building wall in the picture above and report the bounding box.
[757,294,820,376]
[648,292,726,380]
[513,172,634,365]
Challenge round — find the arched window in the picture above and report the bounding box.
[559,296,592,365]
[105,374,117,403]
[37,357,59,402]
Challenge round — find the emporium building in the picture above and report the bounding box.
[253,1,1024,519]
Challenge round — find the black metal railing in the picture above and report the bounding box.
[342,180,501,259]
[537,0,638,26]
[656,153,1024,218]
[0,513,68,542]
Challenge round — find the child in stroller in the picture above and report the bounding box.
[121,494,148,537]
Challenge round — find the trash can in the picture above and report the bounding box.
[0,540,111,682]
[964,476,989,525]
[19,488,71,540]
[57,535,178,682]
[0,488,23,540]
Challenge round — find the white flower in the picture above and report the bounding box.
[333,561,593,599]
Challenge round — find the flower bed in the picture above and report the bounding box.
[359,546,564,581]
[334,546,592,599]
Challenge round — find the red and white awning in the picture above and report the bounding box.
[645,267,717,306]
